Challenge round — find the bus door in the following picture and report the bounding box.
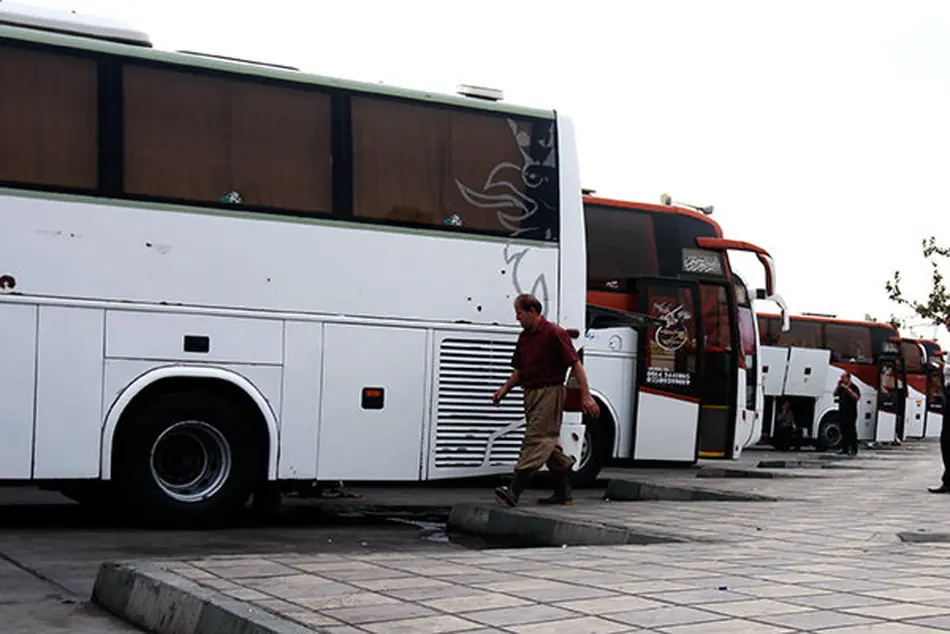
[696,283,739,459]
[875,355,906,443]
[632,279,703,462]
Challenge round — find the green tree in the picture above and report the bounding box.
[886,237,950,330]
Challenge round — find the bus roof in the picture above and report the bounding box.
[0,19,555,120]
[758,312,899,332]
[583,195,724,238]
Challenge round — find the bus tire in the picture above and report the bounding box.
[113,390,262,526]
[572,414,612,488]
[816,414,843,452]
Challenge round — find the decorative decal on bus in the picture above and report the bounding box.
[654,302,691,353]
[454,118,559,315]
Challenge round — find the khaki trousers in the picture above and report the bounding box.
[515,385,575,473]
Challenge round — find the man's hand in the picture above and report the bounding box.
[492,386,506,407]
[581,394,600,418]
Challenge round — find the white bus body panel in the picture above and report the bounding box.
[34,306,105,479]
[783,348,830,398]
[733,367,754,453]
[2,187,575,483]
[926,411,942,439]
[318,324,427,481]
[633,392,697,462]
[904,386,926,438]
[760,346,789,396]
[0,303,37,479]
[1,193,559,328]
[875,410,897,443]
[583,327,638,459]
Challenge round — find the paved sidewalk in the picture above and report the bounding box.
[94,441,950,634]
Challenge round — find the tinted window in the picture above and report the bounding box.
[700,285,733,351]
[352,97,558,240]
[0,44,98,189]
[870,325,899,361]
[124,64,333,213]
[902,340,925,374]
[777,319,821,348]
[825,323,873,364]
[585,204,659,289]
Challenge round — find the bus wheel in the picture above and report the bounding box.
[114,391,262,526]
[817,415,843,452]
[572,416,611,488]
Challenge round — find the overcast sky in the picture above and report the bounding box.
[13,0,950,343]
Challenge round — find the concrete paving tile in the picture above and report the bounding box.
[861,587,950,603]
[610,581,697,594]
[351,576,451,592]
[757,609,881,631]
[554,595,667,615]
[192,558,298,578]
[784,594,894,610]
[811,623,947,633]
[421,591,532,612]
[220,586,271,601]
[511,584,619,603]
[603,605,724,629]
[730,582,832,599]
[387,583,489,602]
[507,615,633,634]
[657,619,794,633]
[462,604,576,627]
[701,598,814,618]
[892,576,950,588]
[361,614,484,634]
[842,603,950,620]
[240,573,354,599]
[292,591,399,611]
[320,601,439,625]
[639,588,745,606]
[906,614,950,629]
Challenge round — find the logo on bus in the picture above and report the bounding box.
[653,302,690,353]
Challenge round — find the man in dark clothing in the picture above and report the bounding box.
[928,373,950,493]
[492,294,599,507]
[834,371,861,455]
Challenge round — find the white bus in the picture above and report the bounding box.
[0,6,589,523]
[572,196,788,484]
[756,314,907,450]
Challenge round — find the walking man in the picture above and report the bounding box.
[834,371,861,455]
[492,294,600,507]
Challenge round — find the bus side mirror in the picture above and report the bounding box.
[755,289,768,301]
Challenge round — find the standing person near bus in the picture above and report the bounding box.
[834,371,861,455]
[928,370,950,493]
[492,294,600,507]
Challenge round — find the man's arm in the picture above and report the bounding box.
[572,359,601,418]
[493,370,520,406]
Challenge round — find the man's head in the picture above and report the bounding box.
[841,371,851,384]
[514,294,544,330]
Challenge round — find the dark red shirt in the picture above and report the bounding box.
[511,317,579,389]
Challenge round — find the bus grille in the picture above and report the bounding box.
[435,337,525,468]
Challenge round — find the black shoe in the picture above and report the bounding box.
[538,469,573,505]
[929,485,950,494]
[494,469,533,507]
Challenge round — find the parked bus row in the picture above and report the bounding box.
[754,313,945,452]
[0,5,788,521]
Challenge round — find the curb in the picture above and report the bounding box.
[604,479,778,502]
[447,503,688,547]
[92,560,312,634]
